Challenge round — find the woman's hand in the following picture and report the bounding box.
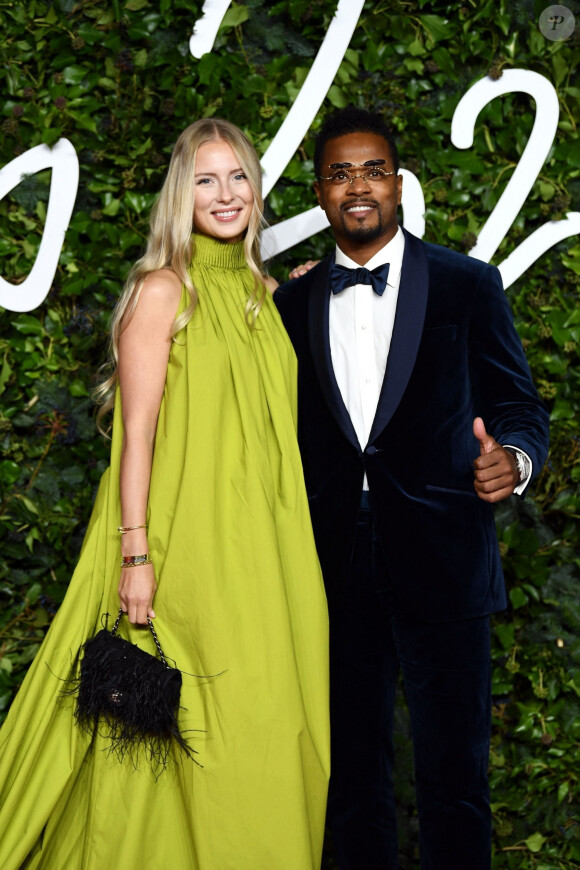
[118,563,157,625]
[288,260,320,280]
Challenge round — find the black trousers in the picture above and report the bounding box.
[326,499,492,870]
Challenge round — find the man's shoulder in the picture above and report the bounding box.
[419,236,498,282]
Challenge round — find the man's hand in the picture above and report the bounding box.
[472,417,519,503]
[288,260,320,280]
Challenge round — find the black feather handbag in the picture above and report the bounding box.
[74,609,195,771]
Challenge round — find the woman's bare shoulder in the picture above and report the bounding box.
[121,269,183,335]
[139,268,183,307]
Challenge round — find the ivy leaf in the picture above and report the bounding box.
[327,85,349,109]
[561,248,580,275]
[0,461,20,486]
[550,400,575,421]
[525,832,547,853]
[61,66,88,86]
[68,379,89,397]
[509,587,529,609]
[134,49,148,68]
[77,23,103,44]
[407,38,425,57]
[404,58,424,74]
[220,4,250,30]
[539,181,555,201]
[552,53,568,88]
[494,623,515,650]
[26,583,43,604]
[0,358,13,393]
[11,316,44,336]
[420,14,450,44]
[102,199,121,217]
[558,780,570,802]
[68,111,98,134]
[16,495,39,516]
[124,192,156,214]
[124,0,151,10]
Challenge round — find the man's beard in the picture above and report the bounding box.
[339,207,383,242]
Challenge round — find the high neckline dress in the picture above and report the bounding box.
[0,234,330,870]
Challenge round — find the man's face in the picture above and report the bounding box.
[313,131,402,261]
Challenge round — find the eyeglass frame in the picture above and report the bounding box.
[317,162,397,185]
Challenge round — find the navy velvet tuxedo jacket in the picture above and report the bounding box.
[275,229,549,622]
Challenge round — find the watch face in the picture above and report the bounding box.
[505,447,529,484]
[520,454,531,481]
[514,451,529,483]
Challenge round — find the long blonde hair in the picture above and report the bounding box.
[94,118,268,432]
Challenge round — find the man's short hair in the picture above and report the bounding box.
[314,107,400,178]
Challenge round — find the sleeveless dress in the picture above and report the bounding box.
[0,234,330,870]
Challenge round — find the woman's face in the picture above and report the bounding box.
[193,139,254,242]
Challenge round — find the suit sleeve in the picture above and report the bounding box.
[468,264,549,480]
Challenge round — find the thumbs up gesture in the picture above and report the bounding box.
[472,417,519,503]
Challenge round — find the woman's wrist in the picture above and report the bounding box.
[120,527,149,556]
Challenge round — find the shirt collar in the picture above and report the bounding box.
[334,226,404,288]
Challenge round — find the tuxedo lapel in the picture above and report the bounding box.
[368,230,429,443]
[308,256,361,451]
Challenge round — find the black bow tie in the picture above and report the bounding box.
[330,262,390,296]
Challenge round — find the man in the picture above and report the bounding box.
[274,107,549,870]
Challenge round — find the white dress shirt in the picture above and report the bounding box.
[328,227,532,493]
[330,228,404,458]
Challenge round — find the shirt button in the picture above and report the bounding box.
[365,378,371,384]
[361,324,367,330]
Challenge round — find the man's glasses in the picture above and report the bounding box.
[317,162,397,186]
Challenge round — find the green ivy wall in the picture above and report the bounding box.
[0,1,579,867]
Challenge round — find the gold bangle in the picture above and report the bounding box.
[120,553,153,568]
[117,524,148,535]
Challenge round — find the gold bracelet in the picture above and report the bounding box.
[117,524,148,535]
[120,553,153,568]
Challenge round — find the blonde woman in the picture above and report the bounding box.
[0,119,330,870]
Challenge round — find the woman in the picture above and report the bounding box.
[0,119,330,870]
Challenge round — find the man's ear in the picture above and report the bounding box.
[396,173,403,206]
[313,180,324,210]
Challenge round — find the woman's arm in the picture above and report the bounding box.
[117,268,182,624]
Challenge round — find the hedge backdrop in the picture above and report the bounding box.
[0,1,579,867]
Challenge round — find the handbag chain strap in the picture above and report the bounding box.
[111,608,169,667]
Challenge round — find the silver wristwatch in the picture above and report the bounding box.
[504,446,531,484]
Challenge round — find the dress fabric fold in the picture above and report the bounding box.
[0,234,330,870]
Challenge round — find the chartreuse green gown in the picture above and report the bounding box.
[0,235,330,870]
